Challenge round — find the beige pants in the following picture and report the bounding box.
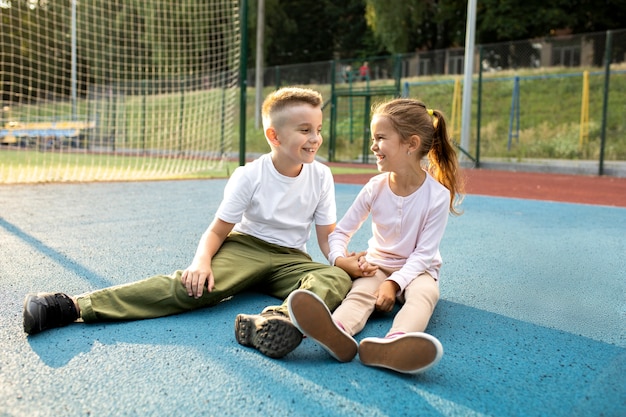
[332,267,440,337]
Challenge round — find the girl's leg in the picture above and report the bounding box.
[331,268,389,336]
[359,273,442,374]
[387,272,439,335]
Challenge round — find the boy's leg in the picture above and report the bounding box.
[235,246,352,358]
[24,234,271,333]
[79,234,273,322]
[260,255,352,316]
[77,271,215,322]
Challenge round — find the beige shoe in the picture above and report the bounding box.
[287,289,358,362]
[359,332,443,374]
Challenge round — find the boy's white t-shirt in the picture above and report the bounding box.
[215,153,336,253]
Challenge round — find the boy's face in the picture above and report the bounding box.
[270,103,323,167]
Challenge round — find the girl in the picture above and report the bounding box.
[288,98,463,374]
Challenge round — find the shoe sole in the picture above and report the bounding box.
[359,333,443,374]
[287,290,358,362]
[235,314,302,359]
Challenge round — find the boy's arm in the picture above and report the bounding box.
[182,218,234,298]
[315,223,335,260]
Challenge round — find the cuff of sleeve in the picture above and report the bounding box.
[386,276,406,295]
[328,252,342,266]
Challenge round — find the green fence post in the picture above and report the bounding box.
[142,80,146,153]
[599,30,612,176]
[111,87,117,152]
[239,0,248,166]
[475,46,483,167]
[221,86,226,156]
[508,76,520,151]
[394,54,402,96]
[329,60,337,162]
[362,95,371,164]
[178,78,185,153]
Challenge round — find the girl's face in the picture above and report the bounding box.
[369,115,410,172]
[271,104,323,176]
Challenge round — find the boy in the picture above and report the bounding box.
[23,87,353,359]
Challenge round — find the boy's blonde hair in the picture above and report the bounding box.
[261,87,323,129]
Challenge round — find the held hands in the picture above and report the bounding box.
[335,251,378,279]
[181,258,215,299]
[374,280,400,313]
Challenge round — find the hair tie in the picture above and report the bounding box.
[427,108,438,129]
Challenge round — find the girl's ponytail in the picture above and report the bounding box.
[427,110,464,215]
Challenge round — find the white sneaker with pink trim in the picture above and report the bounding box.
[287,289,358,362]
[358,332,443,374]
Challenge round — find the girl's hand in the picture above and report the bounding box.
[356,252,378,277]
[375,280,399,312]
[335,251,378,279]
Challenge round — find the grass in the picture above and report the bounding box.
[0,148,377,183]
[2,66,624,183]
[388,68,626,162]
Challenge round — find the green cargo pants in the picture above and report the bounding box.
[77,233,352,322]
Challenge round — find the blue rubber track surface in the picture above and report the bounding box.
[0,179,624,416]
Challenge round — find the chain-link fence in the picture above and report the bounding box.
[249,29,626,174]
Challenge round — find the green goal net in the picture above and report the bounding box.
[1,0,240,183]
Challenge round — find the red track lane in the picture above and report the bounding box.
[331,165,626,208]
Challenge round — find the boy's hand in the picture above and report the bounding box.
[182,218,232,299]
[375,280,399,312]
[181,261,215,298]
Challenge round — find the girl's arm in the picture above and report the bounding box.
[317,224,376,277]
[389,195,450,291]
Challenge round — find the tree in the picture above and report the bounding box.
[364,0,467,53]
[476,0,572,43]
[365,0,626,53]
[327,0,385,59]
[259,0,334,65]
[248,0,384,67]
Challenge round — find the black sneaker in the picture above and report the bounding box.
[23,293,79,335]
[234,311,303,358]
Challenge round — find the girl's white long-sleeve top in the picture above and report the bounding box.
[328,172,451,292]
